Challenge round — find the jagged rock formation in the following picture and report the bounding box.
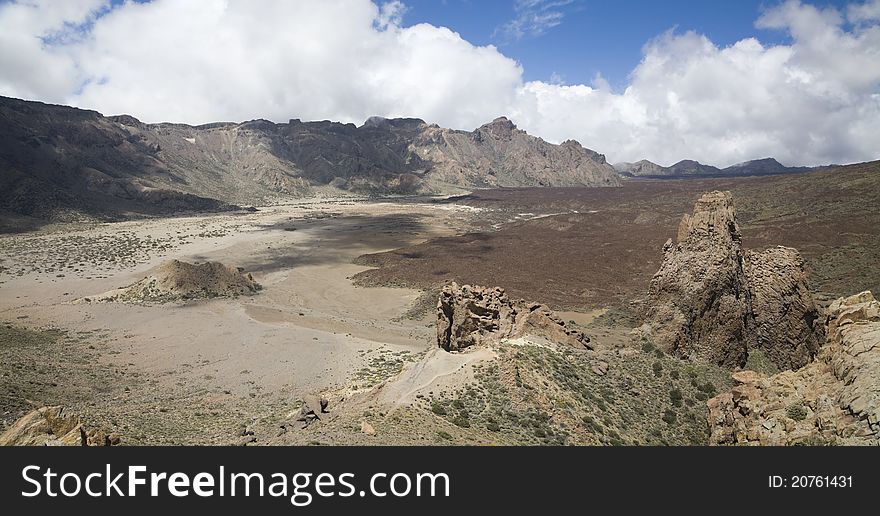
[745,247,824,370]
[436,282,591,352]
[83,259,261,303]
[640,191,752,367]
[413,117,619,188]
[640,191,823,369]
[707,291,880,445]
[0,406,120,446]
[0,96,618,224]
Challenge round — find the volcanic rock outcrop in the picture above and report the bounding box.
[707,291,880,445]
[0,405,120,446]
[436,282,591,352]
[640,191,752,367]
[745,247,824,370]
[640,191,823,369]
[85,259,261,303]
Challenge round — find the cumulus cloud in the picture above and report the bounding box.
[0,0,878,167]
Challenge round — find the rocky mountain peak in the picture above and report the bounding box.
[476,116,518,139]
[676,190,741,244]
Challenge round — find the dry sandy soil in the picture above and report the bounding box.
[2,160,877,445]
[0,199,480,444]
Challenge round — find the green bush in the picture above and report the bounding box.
[452,416,471,428]
[652,361,663,377]
[669,388,683,407]
[786,403,808,422]
[431,403,447,415]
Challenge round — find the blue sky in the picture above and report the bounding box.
[402,0,854,89]
[2,0,878,166]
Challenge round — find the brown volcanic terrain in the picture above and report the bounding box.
[354,160,880,314]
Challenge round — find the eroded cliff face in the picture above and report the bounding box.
[412,117,620,189]
[745,247,824,370]
[639,191,824,370]
[436,282,591,352]
[0,97,620,222]
[707,291,880,445]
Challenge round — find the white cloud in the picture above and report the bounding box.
[494,0,577,42]
[0,0,878,167]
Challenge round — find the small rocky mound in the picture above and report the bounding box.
[707,291,880,445]
[86,259,261,303]
[745,247,824,370]
[639,191,823,369]
[436,282,591,352]
[640,191,752,367]
[0,406,120,446]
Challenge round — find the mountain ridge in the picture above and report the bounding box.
[613,157,813,178]
[0,96,618,225]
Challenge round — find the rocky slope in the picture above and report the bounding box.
[707,291,880,445]
[639,191,824,369]
[436,282,591,351]
[0,405,120,446]
[0,96,618,225]
[413,117,619,189]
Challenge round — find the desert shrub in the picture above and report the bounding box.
[786,403,808,422]
[431,403,447,415]
[662,409,677,425]
[437,431,452,440]
[670,370,680,380]
[745,349,780,375]
[652,361,663,377]
[452,416,471,428]
[451,399,465,409]
[669,388,683,407]
[486,422,500,432]
[581,415,603,434]
[697,381,716,396]
[642,341,655,353]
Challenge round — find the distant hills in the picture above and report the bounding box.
[0,95,852,228]
[613,157,812,178]
[0,96,618,224]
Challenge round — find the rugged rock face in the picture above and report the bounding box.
[436,282,591,352]
[745,247,824,370]
[640,191,824,369]
[707,291,880,445]
[0,96,619,224]
[0,406,120,446]
[640,191,752,367]
[83,259,261,303]
[413,117,620,189]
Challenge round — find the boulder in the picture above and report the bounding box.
[436,282,591,352]
[0,406,120,446]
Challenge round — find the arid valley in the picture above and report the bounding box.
[2,154,879,446]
